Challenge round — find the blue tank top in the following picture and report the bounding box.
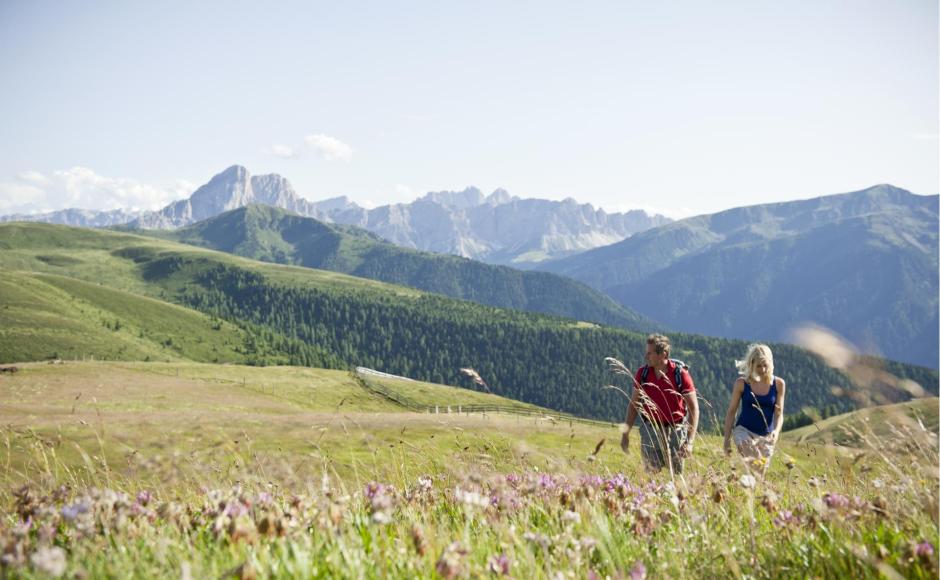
[736,378,777,436]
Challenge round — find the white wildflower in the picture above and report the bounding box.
[31,546,67,577]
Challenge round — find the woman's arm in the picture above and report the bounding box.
[771,378,786,442]
[723,379,745,453]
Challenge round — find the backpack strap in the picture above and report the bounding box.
[640,359,689,392]
[670,358,689,393]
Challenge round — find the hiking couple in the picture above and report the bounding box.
[620,334,786,475]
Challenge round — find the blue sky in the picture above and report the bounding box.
[0,0,936,217]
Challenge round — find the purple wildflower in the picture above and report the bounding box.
[915,541,934,558]
[487,553,512,575]
[364,481,386,499]
[61,501,90,522]
[629,560,647,580]
[823,493,850,510]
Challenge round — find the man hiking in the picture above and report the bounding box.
[620,334,700,475]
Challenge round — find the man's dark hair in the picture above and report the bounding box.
[647,334,671,356]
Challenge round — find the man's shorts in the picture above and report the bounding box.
[638,419,688,474]
[732,425,776,463]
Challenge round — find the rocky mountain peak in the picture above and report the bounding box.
[420,187,485,209]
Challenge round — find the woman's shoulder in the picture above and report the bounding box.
[733,377,746,390]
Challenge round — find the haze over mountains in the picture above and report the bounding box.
[539,185,940,368]
[1,165,670,266]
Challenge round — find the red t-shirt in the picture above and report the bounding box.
[633,361,696,424]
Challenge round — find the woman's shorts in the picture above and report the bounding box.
[732,425,775,460]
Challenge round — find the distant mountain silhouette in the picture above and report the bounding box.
[539,185,939,368]
[0,165,669,265]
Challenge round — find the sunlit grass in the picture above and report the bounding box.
[1,362,937,578]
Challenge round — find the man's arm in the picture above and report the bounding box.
[621,388,641,453]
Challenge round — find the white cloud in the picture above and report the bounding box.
[0,182,46,212]
[304,133,353,162]
[270,144,298,159]
[16,170,53,187]
[0,167,193,215]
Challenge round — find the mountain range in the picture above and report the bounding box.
[539,184,940,368]
[1,165,670,266]
[149,204,657,331]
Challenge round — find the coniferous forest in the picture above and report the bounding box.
[147,255,938,427]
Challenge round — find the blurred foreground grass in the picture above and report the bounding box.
[1,362,937,578]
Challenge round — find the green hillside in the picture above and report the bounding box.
[0,271,252,363]
[542,185,939,368]
[144,204,658,332]
[785,397,939,447]
[1,222,936,425]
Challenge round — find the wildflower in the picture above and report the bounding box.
[784,456,795,470]
[364,482,387,499]
[915,541,935,559]
[410,525,428,556]
[871,478,884,489]
[367,485,395,525]
[417,475,433,491]
[739,474,756,489]
[772,510,799,528]
[455,488,489,510]
[30,546,67,578]
[523,531,551,550]
[760,492,778,513]
[61,500,90,522]
[562,510,581,524]
[136,490,152,506]
[435,541,468,580]
[629,561,647,580]
[822,493,850,510]
[487,553,512,575]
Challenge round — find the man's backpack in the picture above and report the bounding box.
[639,359,690,392]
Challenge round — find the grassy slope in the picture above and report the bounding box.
[0,271,252,364]
[785,397,939,447]
[0,222,421,299]
[0,362,617,482]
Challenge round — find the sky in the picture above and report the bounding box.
[0,0,936,219]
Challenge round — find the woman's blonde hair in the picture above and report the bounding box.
[735,343,774,382]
